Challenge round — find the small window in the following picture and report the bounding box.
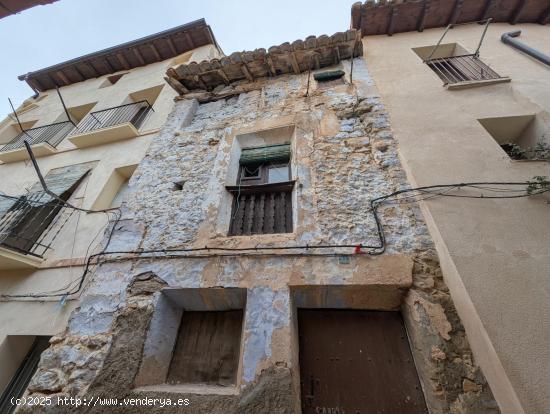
[267,164,290,183]
[91,164,137,210]
[478,115,549,161]
[227,143,293,236]
[167,310,243,386]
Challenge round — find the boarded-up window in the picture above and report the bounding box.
[227,143,293,236]
[167,310,243,386]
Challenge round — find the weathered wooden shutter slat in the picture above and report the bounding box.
[285,191,293,232]
[227,183,294,236]
[243,195,255,235]
[239,143,291,166]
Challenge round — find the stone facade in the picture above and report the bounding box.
[20,58,498,413]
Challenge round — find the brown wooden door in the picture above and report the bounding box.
[298,310,428,414]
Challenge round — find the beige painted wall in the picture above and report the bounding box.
[0,44,221,395]
[362,23,550,414]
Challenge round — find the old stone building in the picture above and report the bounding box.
[2,1,549,414]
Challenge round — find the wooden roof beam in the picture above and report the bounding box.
[133,48,146,65]
[480,0,496,21]
[387,5,398,36]
[164,76,189,95]
[313,54,321,70]
[265,55,277,76]
[510,0,527,24]
[194,74,208,90]
[290,52,301,74]
[448,0,464,25]
[102,58,115,73]
[185,32,195,49]
[334,46,341,64]
[418,0,430,32]
[150,44,162,61]
[84,61,99,77]
[166,37,178,55]
[56,70,71,85]
[72,65,86,81]
[116,52,131,70]
[539,6,550,24]
[47,74,60,89]
[216,69,230,85]
[28,78,44,93]
[241,63,254,82]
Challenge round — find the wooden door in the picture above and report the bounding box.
[298,310,428,414]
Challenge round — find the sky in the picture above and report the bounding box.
[0,0,351,118]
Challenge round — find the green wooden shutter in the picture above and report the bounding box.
[239,143,291,166]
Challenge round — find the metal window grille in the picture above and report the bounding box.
[69,100,153,136]
[426,54,503,85]
[1,121,74,152]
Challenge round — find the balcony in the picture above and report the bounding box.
[68,100,153,148]
[0,121,74,163]
[0,193,73,270]
[226,181,294,236]
[426,54,510,89]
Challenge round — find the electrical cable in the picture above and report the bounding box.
[2,150,549,300]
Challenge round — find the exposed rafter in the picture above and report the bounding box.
[448,0,464,25]
[18,19,220,91]
[351,0,548,37]
[149,44,162,61]
[166,30,362,96]
[418,0,430,32]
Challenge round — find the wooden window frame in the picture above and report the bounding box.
[238,162,290,185]
[227,147,293,236]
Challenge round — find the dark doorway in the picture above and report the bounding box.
[298,309,427,414]
[0,336,51,414]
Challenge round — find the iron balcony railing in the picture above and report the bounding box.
[1,121,74,152]
[0,193,74,258]
[426,54,503,85]
[69,100,153,136]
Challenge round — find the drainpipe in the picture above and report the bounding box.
[501,30,550,66]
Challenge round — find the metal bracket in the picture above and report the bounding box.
[424,18,492,62]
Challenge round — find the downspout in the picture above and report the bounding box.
[501,30,550,66]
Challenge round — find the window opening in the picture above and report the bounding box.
[419,19,506,86]
[227,143,293,235]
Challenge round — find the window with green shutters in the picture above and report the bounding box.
[226,143,294,235]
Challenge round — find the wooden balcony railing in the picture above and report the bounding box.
[226,181,294,236]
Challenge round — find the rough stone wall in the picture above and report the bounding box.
[20,59,498,413]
